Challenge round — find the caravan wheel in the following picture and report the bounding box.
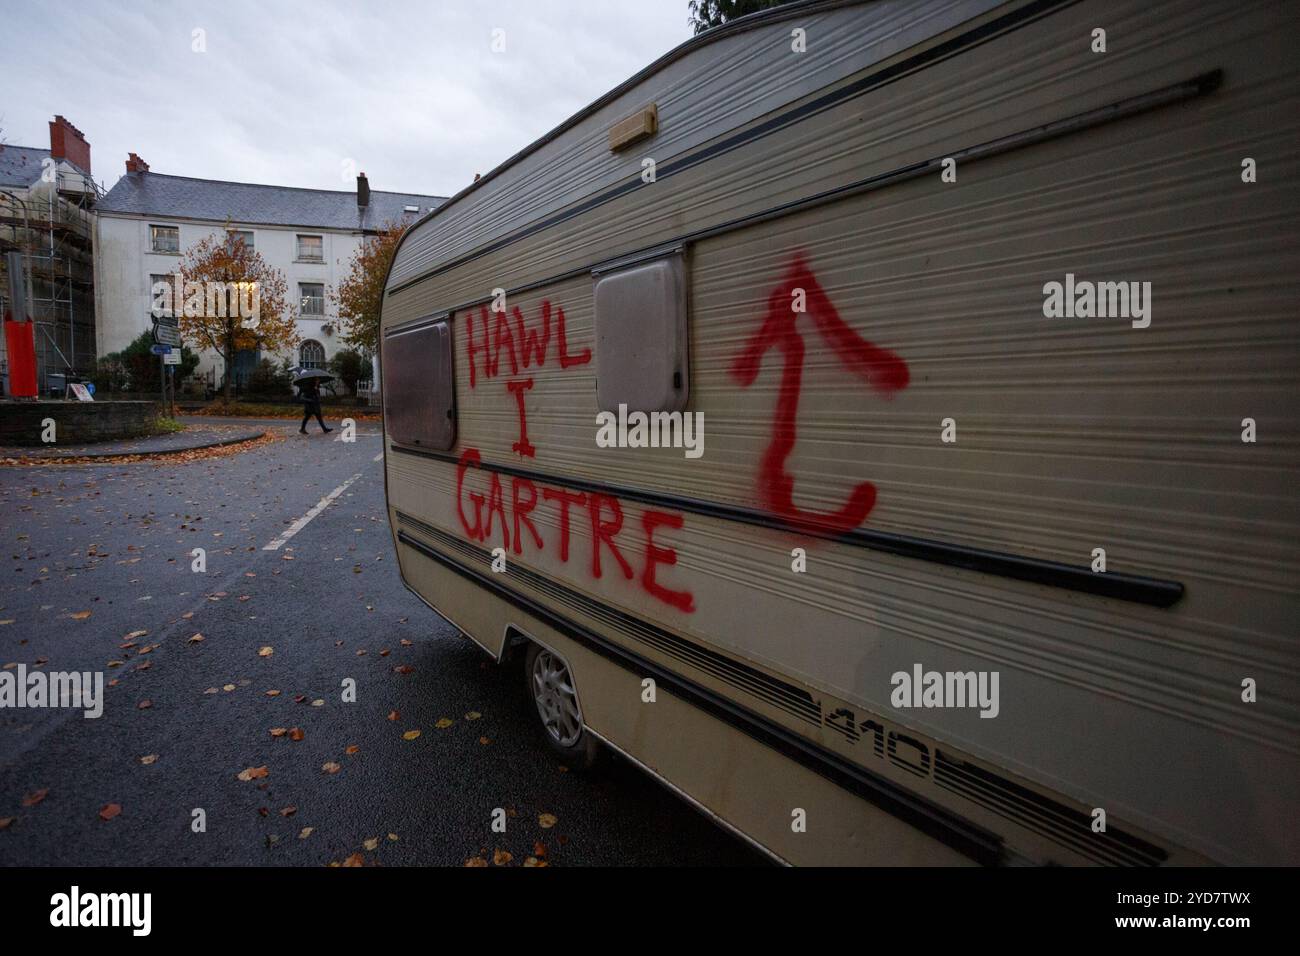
[524,643,599,769]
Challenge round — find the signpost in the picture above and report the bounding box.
[151,318,181,414]
[153,323,181,347]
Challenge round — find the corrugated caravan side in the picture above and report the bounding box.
[382,0,1300,866]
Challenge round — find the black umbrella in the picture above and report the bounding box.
[291,368,334,384]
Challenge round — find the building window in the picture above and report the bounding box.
[296,234,323,262]
[300,339,326,369]
[226,229,254,252]
[150,224,180,254]
[299,282,325,316]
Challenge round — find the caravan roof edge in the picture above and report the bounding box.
[392,0,867,244]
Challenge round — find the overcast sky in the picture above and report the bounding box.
[2,0,694,199]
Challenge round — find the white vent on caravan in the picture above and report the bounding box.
[382,314,455,449]
[593,252,689,413]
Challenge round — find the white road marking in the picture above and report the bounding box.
[372,452,383,462]
[262,473,362,551]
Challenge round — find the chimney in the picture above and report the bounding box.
[49,115,91,174]
[126,153,150,174]
[356,172,370,209]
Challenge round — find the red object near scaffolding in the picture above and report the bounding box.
[4,316,38,397]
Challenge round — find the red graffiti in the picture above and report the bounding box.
[457,448,694,612]
[555,301,591,369]
[589,493,633,581]
[491,307,520,377]
[506,377,536,458]
[540,486,587,563]
[642,510,695,612]
[464,299,589,387]
[511,477,543,555]
[731,255,908,534]
[518,304,549,368]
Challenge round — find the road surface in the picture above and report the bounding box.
[0,417,762,866]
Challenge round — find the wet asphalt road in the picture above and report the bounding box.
[0,418,762,866]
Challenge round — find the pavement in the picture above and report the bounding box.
[0,416,762,866]
[0,423,266,461]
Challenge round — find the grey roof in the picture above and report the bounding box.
[0,145,51,188]
[97,171,446,232]
[0,145,94,189]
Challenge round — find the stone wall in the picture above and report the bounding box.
[0,400,163,446]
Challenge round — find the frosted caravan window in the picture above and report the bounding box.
[593,253,689,413]
[382,315,455,450]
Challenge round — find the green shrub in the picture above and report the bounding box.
[328,349,367,395]
[148,417,185,435]
[247,358,293,398]
[99,330,199,393]
[93,355,130,393]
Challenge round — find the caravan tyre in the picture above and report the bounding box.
[524,643,600,770]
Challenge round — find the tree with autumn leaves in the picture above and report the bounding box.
[331,220,406,355]
[176,233,297,401]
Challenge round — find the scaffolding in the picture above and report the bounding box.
[0,168,102,396]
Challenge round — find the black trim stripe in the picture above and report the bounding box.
[398,508,823,727]
[395,526,1004,865]
[390,444,1185,607]
[933,751,1166,866]
[387,0,1081,295]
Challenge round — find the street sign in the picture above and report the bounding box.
[153,324,181,347]
[150,344,172,355]
[163,350,181,365]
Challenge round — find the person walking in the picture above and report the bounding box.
[297,376,332,434]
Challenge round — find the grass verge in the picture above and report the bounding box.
[189,401,381,420]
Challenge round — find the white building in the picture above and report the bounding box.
[93,154,443,391]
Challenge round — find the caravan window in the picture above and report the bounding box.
[383,314,455,450]
[593,252,689,413]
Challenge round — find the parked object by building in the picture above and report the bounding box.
[94,160,443,394]
[380,0,1299,865]
[0,116,100,396]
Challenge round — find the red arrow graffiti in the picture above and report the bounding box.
[730,255,909,534]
